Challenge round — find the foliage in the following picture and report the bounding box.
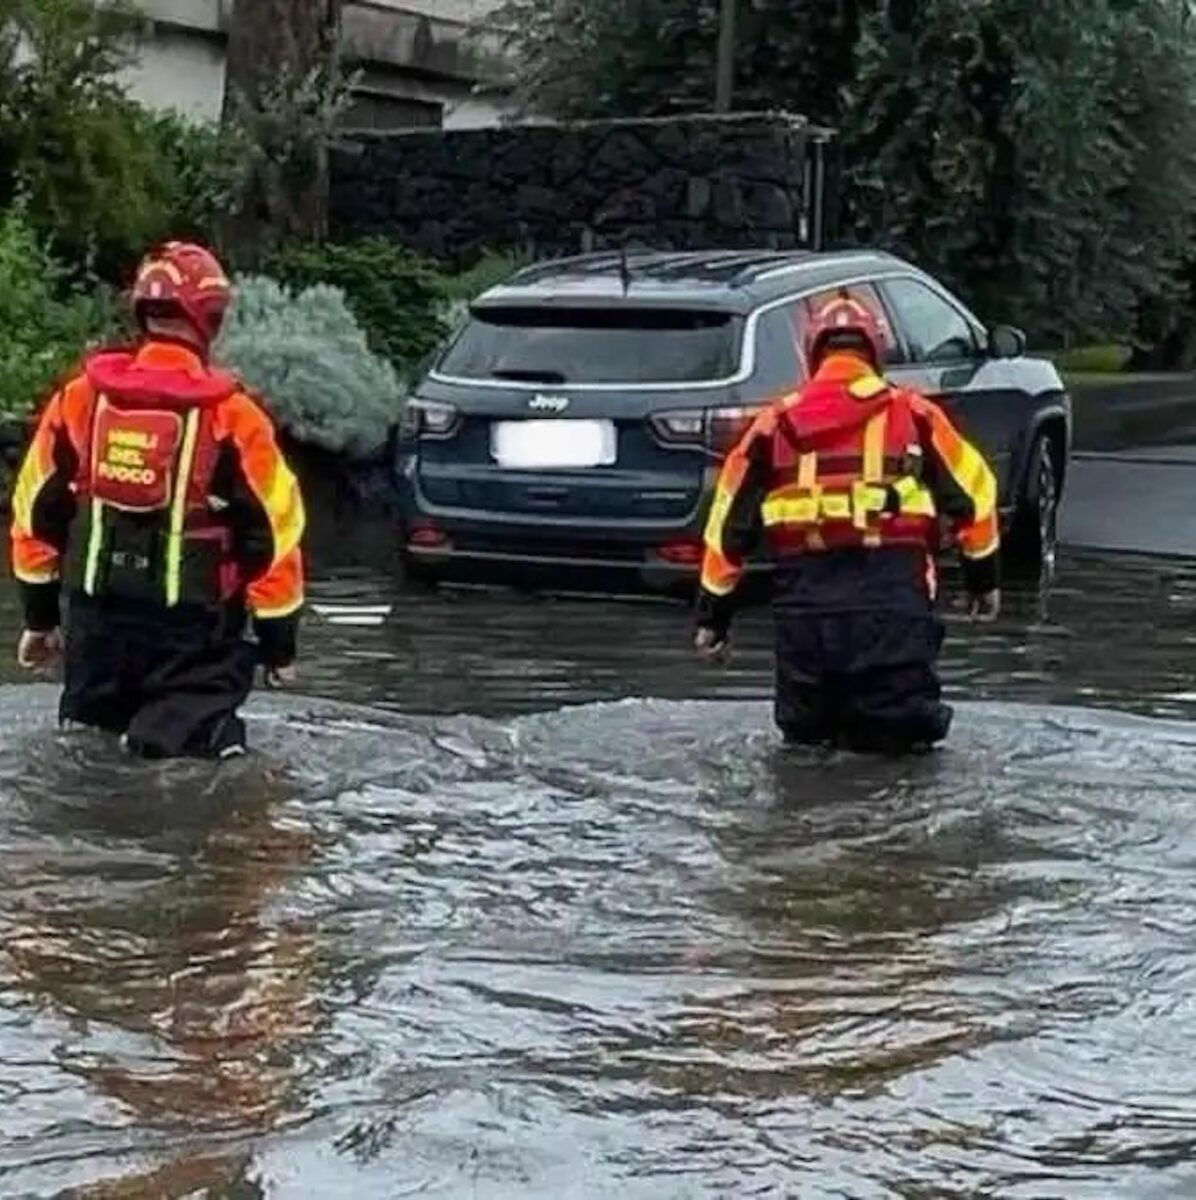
[495,0,1196,349]
[435,250,529,339]
[1051,344,1133,375]
[214,275,406,459]
[0,0,176,276]
[437,250,529,303]
[136,110,252,250]
[265,238,447,370]
[0,209,118,417]
[845,0,1196,344]
[221,0,359,263]
[493,0,870,124]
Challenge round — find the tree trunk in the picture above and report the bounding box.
[221,0,344,264]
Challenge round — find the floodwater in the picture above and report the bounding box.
[2,549,1196,1197]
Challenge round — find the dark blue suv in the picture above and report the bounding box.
[395,249,1070,592]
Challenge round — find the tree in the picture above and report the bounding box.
[845,0,1196,341]
[0,0,173,275]
[220,0,349,263]
[494,0,872,126]
[495,0,1196,348]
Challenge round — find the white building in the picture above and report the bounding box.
[119,0,512,129]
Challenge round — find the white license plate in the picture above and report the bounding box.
[491,419,617,469]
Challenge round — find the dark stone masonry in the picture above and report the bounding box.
[330,112,825,265]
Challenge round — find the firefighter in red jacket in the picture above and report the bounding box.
[10,241,305,758]
[695,294,1000,754]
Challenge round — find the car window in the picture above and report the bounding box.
[437,306,745,385]
[753,307,803,393]
[882,278,978,364]
[797,284,904,366]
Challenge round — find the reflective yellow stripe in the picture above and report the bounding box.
[862,412,886,482]
[861,411,886,544]
[11,455,45,533]
[960,447,997,517]
[262,461,304,560]
[253,595,305,620]
[164,409,201,607]
[849,373,888,400]
[14,564,59,585]
[703,487,733,551]
[83,498,104,595]
[822,492,852,520]
[892,475,936,517]
[762,495,819,526]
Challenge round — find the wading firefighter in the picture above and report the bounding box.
[695,292,1000,754]
[10,241,305,758]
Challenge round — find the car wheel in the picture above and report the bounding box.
[1006,434,1059,579]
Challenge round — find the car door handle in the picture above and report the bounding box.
[526,486,569,503]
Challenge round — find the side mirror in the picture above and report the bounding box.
[987,324,1027,359]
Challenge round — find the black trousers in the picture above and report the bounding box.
[61,594,258,759]
[772,548,954,755]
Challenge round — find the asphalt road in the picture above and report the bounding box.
[1061,446,1196,557]
[1062,377,1196,557]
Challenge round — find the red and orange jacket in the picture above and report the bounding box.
[698,353,999,625]
[11,341,305,663]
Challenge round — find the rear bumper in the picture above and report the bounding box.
[397,461,715,591]
[401,523,709,594]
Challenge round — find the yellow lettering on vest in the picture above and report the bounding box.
[106,446,145,467]
[97,461,158,487]
[106,428,157,450]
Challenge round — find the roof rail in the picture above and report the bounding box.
[752,249,885,284]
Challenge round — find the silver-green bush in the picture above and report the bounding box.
[214,275,405,460]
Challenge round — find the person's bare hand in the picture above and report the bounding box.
[968,589,1001,623]
[694,626,729,660]
[17,628,62,670]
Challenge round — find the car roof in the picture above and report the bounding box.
[473,248,918,314]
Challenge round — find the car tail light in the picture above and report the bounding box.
[656,537,705,566]
[706,406,760,456]
[398,399,460,440]
[408,521,448,548]
[650,405,764,458]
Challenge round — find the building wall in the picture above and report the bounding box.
[331,114,819,265]
[118,0,511,127]
[118,24,226,121]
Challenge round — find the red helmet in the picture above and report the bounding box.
[804,294,886,371]
[132,241,232,346]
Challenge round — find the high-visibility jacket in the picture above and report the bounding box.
[699,353,999,604]
[11,341,305,638]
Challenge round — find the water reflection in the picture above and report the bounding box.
[0,547,1193,1195]
[0,719,317,1194]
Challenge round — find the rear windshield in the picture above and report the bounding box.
[436,306,744,385]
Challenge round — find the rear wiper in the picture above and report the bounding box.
[491,368,568,384]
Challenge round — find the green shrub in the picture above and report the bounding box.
[214,275,405,460]
[1050,343,1133,375]
[0,0,176,279]
[264,238,447,372]
[136,109,251,249]
[0,209,118,418]
[438,250,528,303]
[435,250,528,333]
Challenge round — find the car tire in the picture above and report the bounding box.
[1005,434,1059,579]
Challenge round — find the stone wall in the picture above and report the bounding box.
[330,112,821,264]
